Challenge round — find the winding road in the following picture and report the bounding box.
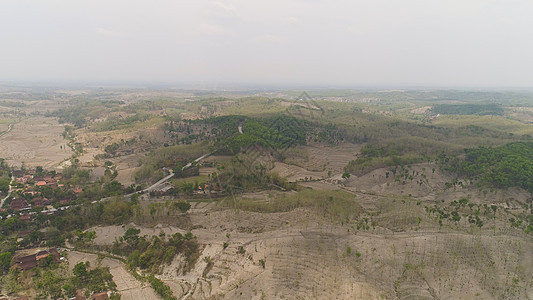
[0,175,15,209]
[142,122,242,193]
[7,122,242,216]
[142,152,213,193]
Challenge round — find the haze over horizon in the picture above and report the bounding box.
[1,0,533,88]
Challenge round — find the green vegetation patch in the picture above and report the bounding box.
[440,142,533,193]
[134,142,209,184]
[223,189,362,221]
[431,103,504,116]
[91,112,152,132]
[48,100,124,128]
[147,275,177,300]
[115,229,199,274]
[198,114,309,154]
[0,100,25,107]
[2,260,118,299]
[0,158,11,197]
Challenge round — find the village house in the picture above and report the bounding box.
[43,175,57,187]
[13,254,37,271]
[19,214,31,221]
[36,181,47,187]
[15,174,33,184]
[91,292,109,300]
[23,189,39,196]
[10,198,30,211]
[13,248,61,271]
[33,197,51,207]
[12,170,24,178]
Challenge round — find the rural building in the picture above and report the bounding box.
[33,197,51,207]
[13,248,61,271]
[13,254,37,271]
[23,189,38,196]
[12,170,24,177]
[91,292,109,300]
[10,198,30,211]
[19,214,31,221]
[16,175,32,183]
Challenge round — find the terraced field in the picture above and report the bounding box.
[67,251,160,300]
[90,190,533,299]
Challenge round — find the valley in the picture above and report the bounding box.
[0,88,532,299]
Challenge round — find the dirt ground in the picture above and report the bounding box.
[0,117,71,169]
[89,192,533,300]
[84,142,533,300]
[90,224,187,246]
[272,143,360,182]
[343,162,531,205]
[2,94,531,299]
[67,250,160,300]
[109,153,145,186]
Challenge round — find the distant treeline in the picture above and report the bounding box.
[47,100,125,128]
[0,100,25,107]
[431,103,504,116]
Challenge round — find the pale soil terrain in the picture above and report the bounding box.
[90,224,188,246]
[343,163,531,205]
[271,161,327,182]
[84,141,533,299]
[344,163,453,199]
[410,106,432,114]
[507,106,533,123]
[77,147,105,167]
[114,166,138,186]
[274,144,360,182]
[75,123,175,179]
[3,92,532,299]
[110,153,145,186]
[91,193,533,299]
[285,144,361,174]
[67,250,160,300]
[0,117,71,169]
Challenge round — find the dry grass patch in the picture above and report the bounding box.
[222,189,362,221]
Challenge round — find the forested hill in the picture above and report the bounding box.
[175,114,344,154]
[440,142,533,192]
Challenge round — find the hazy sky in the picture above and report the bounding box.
[1,0,533,87]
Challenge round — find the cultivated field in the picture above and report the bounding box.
[0,117,71,169]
